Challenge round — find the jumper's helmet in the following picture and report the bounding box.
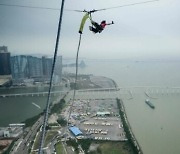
[101,20,106,24]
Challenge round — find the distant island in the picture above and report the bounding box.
[63,60,86,68]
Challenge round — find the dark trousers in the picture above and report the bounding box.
[91,21,103,33]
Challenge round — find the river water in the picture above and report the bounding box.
[64,60,180,154]
[1,60,180,154]
[0,86,66,126]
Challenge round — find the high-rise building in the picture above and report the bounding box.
[10,53,63,85]
[54,56,62,81]
[27,56,43,78]
[10,55,62,83]
[42,56,53,77]
[0,46,12,87]
[11,55,43,79]
[0,46,11,75]
[0,46,8,52]
[11,55,29,79]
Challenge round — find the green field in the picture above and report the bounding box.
[92,142,134,154]
[32,130,58,151]
[55,141,65,154]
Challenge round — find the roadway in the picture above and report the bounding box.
[11,116,43,154]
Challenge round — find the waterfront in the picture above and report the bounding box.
[124,90,180,154]
[0,60,180,154]
[64,60,180,154]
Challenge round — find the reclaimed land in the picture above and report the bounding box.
[63,75,140,154]
[69,74,117,90]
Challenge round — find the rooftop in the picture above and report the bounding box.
[97,111,110,115]
[69,126,83,136]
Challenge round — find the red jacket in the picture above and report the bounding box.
[100,23,107,29]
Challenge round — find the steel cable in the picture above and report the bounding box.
[38,0,65,153]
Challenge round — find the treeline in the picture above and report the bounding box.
[22,112,43,128]
[51,98,66,114]
[116,98,141,154]
[78,139,92,153]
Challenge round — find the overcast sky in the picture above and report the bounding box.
[0,0,180,59]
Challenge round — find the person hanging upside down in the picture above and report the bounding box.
[89,20,114,33]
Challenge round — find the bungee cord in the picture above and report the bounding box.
[65,34,82,142]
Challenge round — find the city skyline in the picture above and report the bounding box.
[0,46,62,87]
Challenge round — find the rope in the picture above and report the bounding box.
[0,0,159,12]
[89,13,93,27]
[0,3,60,11]
[97,0,159,12]
[38,0,65,153]
[65,33,82,141]
[66,0,159,13]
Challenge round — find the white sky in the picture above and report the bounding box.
[0,0,180,59]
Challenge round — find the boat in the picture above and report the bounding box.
[145,99,155,109]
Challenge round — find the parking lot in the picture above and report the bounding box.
[78,117,126,141]
[63,99,127,141]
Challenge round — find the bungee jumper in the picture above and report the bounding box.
[89,20,114,34]
[78,12,114,34]
[74,0,159,34]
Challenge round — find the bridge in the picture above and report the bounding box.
[0,87,119,98]
[0,90,70,98]
[69,86,180,100]
[1,86,180,99]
